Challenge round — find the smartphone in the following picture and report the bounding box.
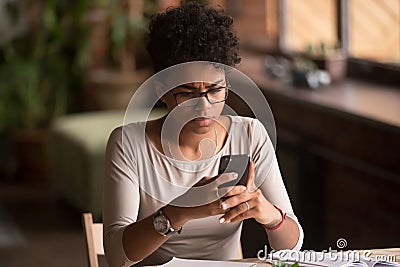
[218,154,250,188]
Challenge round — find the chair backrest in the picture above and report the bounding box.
[82,213,105,267]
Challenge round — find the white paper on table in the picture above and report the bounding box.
[160,257,257,267]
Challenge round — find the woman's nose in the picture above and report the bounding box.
[193,95,212,110]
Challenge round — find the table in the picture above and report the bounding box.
[147,248,400,266]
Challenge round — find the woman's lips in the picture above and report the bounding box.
[192,117,212,127]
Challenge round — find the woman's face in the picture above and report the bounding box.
[161,64,227,135]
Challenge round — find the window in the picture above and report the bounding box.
[282,0,338,54]
[281,0,400,65]
[348,0,400,64]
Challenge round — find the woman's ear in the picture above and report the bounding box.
[154,80,168,103]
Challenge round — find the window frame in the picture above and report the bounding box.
[277,0,400,85]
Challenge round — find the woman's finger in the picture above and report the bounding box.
[246,161,255,191]
[229,209,253,223]
[217,185,246,199]
[193,176,212,187]
[216,172,239,187]
[219,192,252,211]
[219,201,252,223]
[193,171,237,187]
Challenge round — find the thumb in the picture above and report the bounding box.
[246,161,255,191]
[193,176,214,187]
[216,172,239,187]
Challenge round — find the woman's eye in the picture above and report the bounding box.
[208,88,223,95]
[178,92,195,97]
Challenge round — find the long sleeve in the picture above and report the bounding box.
[250,119,304,250]
[103,127,139,267]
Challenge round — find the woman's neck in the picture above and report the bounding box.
[176,124,218,160]
[146,116,229,161]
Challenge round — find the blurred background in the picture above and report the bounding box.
[0,0,399,266]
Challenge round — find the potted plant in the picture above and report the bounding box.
[291,57,319,88]
[84,0,157,110]
[85,1,215,110]
[305,42,347,82]
[0,0,92,182]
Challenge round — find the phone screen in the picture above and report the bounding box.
[218,154,250,188]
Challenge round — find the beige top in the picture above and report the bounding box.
[103,116,304,267]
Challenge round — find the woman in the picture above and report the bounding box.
[103,2,303,267]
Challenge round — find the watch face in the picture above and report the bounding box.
[154,214,169,234]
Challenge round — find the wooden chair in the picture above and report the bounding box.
[82,213,105,267]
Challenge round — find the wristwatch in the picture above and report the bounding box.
[153,209,182,236]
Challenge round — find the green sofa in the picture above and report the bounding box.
[50,109,165,219]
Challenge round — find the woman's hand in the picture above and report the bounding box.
[163,172,246,229]
[217,161,282,227]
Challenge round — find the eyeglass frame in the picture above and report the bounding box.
[170,86,229,107]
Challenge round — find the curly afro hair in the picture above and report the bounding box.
[147,1,241,72]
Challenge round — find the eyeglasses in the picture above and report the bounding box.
[171,87,229,107]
